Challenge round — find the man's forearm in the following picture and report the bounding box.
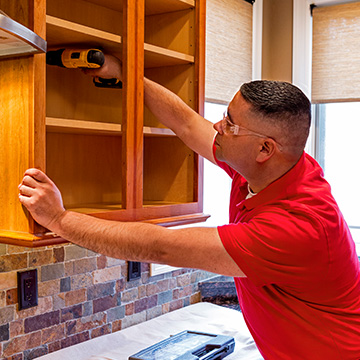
[143,78,216,163]
[144,78,199,138]
[49,210,244,277]
[51,210,168,263]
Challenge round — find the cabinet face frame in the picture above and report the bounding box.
[0,0,207,247]
[122,0,145,211]
[0,0,46,243]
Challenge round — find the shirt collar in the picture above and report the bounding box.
[246,184,257,199]
[239,152,307,210]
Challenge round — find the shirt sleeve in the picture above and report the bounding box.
[218,206,329,288]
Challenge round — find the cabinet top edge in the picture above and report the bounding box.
[54,0,195,15]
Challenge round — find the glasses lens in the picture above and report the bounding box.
[222,113,231,134]
[222,118,228,134]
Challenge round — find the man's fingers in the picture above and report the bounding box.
[18,193,30,206]
[20,175,38,189]
[18,184,35,197]
[23,168,49,183]
[81,68,96,77]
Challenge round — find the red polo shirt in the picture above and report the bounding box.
[215,150,360,359]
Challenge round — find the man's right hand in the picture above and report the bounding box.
[82,54,123,82]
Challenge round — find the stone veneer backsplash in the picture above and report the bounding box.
[0,243,214,360]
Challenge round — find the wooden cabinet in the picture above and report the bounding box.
[0,0,207,247]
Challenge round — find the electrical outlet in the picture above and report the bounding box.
[128,261,141,281]
[17,269,38,310]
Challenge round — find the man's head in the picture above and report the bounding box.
[239,80,311,156]
[213,80,311,190]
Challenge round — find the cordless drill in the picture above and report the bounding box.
[46,48,122,89]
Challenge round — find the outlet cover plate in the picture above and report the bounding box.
[128,261,141,281]
[17,269,38,310]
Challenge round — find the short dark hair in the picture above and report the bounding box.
[240,80,311,154]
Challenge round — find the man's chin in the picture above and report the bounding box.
[215,148,224,162]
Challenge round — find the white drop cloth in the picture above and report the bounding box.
[37,302,263,360]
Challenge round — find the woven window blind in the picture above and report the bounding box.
[312,2,360,103]
[205,0,253,104]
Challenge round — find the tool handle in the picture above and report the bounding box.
[46,49,105,68]
[93,77,122,89]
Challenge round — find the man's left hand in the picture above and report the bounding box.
[18,169,65,231]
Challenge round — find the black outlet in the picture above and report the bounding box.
[128,261,141,281]
[17,269,38,310]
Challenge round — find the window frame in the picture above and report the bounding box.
[293,0,360,258]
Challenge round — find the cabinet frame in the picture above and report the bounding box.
[0,0,207,247]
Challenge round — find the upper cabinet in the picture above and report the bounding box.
[0,0,207,247]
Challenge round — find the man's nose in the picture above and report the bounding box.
[213,120,223,134]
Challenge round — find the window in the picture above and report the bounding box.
[293,0,360,256]
[202,102,231,227]
[310,1,360,256]
[315,102,360,254]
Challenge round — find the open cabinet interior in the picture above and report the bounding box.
[45,0,124,215]
[0,0,206,247]
[46,132,123,212]
[143,136,195,205]
[143,5,197,206]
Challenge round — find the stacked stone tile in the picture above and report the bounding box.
[0,244,214,359]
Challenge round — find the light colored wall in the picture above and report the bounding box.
[262,0,293,82]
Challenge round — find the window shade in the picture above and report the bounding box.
[205,0,252,104]
[312,2,360,103]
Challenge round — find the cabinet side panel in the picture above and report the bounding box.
[193,0,206,208]
[33,0,47,235]
[0,0,46,235]
[0,59,34,232]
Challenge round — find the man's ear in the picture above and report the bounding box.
[256,139,276,163]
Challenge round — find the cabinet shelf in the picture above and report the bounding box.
[144,213,210,227]
[46,118,122,135]
[143,201,183,206]
[0,210,208,249]
[46,15,122,56]
[66,200,193,214]
[146,0,195,15]
[46,117,176,136]
[144,43,194,68]
[66,203,124,213]
[0,230,67,248]
[143,127,175,136]
[46,15,194,68]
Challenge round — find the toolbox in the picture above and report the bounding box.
[129,330,235,360]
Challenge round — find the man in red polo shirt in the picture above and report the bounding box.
[19,55,360,359]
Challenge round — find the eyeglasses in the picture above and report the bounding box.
[220,111,283,151]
